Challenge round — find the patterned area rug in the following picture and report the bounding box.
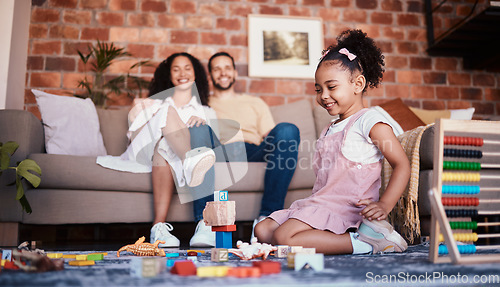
[1,243,500,286]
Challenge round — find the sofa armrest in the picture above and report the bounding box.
[0,110,44,162]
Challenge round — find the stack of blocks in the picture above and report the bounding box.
[203,191,235,249]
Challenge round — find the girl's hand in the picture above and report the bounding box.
[356,199,389,221]
[186,116,206,128]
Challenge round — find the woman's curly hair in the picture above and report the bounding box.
[148,52,209,106]
[319,29,385,93]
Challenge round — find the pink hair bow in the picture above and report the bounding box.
[339,48,357,61]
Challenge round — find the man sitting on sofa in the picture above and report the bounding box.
[207,52,301,237]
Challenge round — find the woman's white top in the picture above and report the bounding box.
[96,96,218,187]
[325,108,391,164]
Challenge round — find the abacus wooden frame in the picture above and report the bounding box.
[429,118,500,264]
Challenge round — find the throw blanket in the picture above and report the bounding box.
[381,124,434,244]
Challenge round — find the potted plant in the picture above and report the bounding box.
[77,40,150,107]
[0,141,41,213]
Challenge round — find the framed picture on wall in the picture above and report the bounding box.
[248,14,323,79]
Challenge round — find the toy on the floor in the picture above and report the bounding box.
[203,190,236,249]
[428,119,500,264]
[117,236,166,257]
[229,237,277,260]
[11,249,64,272]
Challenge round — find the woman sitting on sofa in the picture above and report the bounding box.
[97,52,220,248]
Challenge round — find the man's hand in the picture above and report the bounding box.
[355,199,390,221]
[186,116,206,128]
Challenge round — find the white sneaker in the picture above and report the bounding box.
[150,222,180,248]
[251,216,267,241]
[189,220,215,247]
[183,147,215,187]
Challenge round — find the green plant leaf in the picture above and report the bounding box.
[0,141,19,171]
[16,159,42,188]
[18,194,32,214]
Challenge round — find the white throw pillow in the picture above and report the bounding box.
[32,89,107,156]
[450,107,475,120]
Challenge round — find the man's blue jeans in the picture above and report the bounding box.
[190,122,300,221]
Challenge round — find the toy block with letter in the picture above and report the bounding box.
[203,201,236,226]
[294,253,324,271]
[130,257,166,278]
[211,248,229,262]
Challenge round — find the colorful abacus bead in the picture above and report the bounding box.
[445,209,478,218]
[442,172,480,182]
[444,136,483,147]
[442,197,479,206]
[442,185,480,195]
[443,161,481,171]
[444,149,482,159]
[438,244,476,254]
[449,221,478,230]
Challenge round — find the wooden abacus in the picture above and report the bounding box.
[429,119,500,264]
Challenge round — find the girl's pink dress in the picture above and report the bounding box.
[269,109,382,234]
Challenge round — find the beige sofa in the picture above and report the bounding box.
[0,99,336,246]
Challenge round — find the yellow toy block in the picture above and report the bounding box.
[47,253,63,259]
[1,259,5,267]
[63,254,77,259]
[197,266,230,277]
[69,260,95,266]
[75,255,88,261]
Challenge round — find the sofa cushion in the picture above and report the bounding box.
[32,89,107,156]
[270,99,317,189]
[377,98,425,134]
[96,108,130,156]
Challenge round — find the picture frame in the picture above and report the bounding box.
[248,14,324,79]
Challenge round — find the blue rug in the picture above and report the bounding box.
[1,243,499,286]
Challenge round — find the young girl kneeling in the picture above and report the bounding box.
[254,29,411,255]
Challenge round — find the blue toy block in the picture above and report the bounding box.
[216,231,232,249]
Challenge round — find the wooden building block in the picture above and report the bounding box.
[298,248,316,254]
[252,261,281,274]
[165,252,180,258]
[130,257,166,278]
[68,260,95,266]
[216,231,232,249]
[211,225,236,232]
[214,190,228,201]
[46,253,63,259]
[1,259,6,267]
[75,254,88,261]
[211,248,229,262]
[227,267,261,278]
[276,245,289,258]
[203,201,236,226]
[289,246,303,254]
[197,266,230,277]
[170,260,197,276]
[89,252,107,256]
[63,254,77,259]
[86,254,104,261]
[294,253,324,271]
[186,250,205,254]
[2,250,12,261]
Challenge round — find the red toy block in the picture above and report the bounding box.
[4,261,19,270]
[227,266,261,278]
[211,225,236,232]
[170,260,196,276]
[252,261,281,274]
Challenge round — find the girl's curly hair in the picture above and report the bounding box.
[148,52,209,106]
[319,29,384,93]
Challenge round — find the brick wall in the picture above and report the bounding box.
[25,0,500,119]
